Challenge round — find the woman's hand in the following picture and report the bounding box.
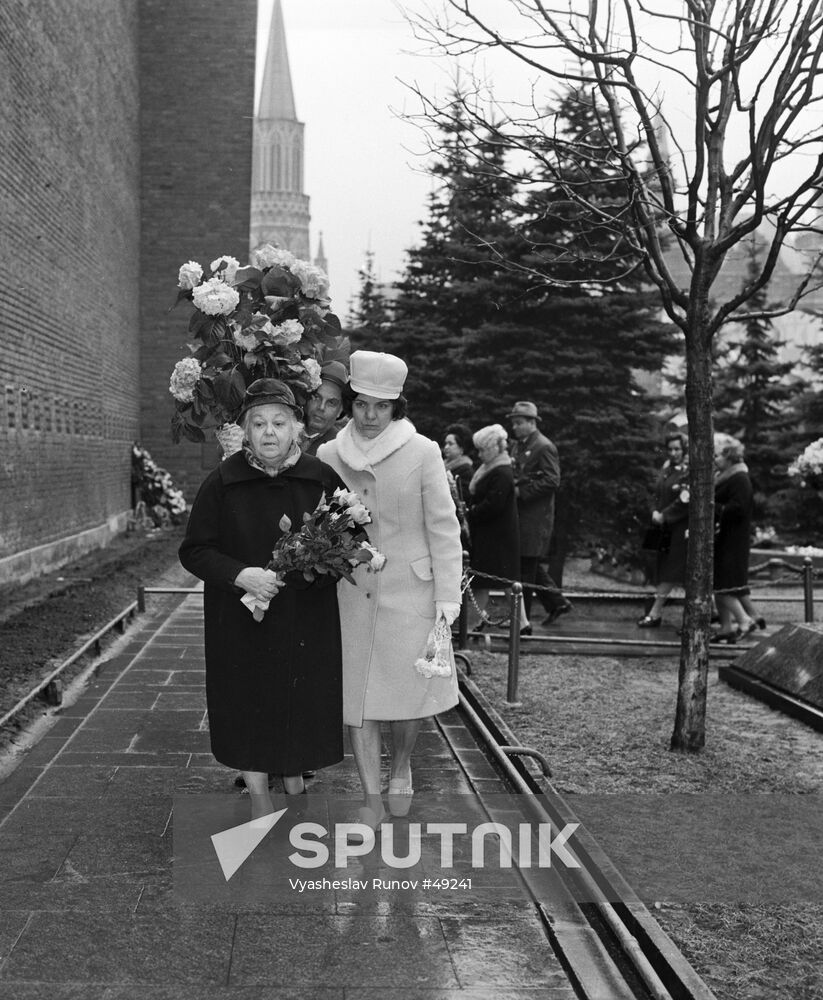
[234,567,282,602]
[651,510,664,526]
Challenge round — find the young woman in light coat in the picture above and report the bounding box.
[318,351,463,830]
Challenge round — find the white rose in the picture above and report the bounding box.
[290,259,330,299]
[254,244,296,270]
[333,487,359,506]
[271,318,304,346]
[192,276,240,316]
[210,255,241,285]
[347,502,371,525]
[177,260,203,290]
[301,357,322,389]
[169,357,202,403]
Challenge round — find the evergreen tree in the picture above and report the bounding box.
[713,243,804,523]
[458,83,676,558]
[388,97,529,432]
[347,250,393,350]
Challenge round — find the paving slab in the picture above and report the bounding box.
[0,594,589,996]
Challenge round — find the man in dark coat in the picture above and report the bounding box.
[300,360,347,456]
[509,401,573,629]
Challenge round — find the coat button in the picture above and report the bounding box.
[365,592,371,598]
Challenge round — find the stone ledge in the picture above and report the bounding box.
[0,512,131,586]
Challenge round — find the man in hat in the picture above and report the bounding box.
[301,360,348,456]
[509,401,573,630]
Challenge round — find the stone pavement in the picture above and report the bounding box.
[0,591,586,999]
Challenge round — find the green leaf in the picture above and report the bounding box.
[261,267,299,297]
[181,422,206,443]
[233,265,263,289]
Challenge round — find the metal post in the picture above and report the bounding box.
[803,557,815,623]
[457,551,470,650]
[137,585,146,613]
[506,583,522,704]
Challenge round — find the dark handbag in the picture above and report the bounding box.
[641,525,670,553]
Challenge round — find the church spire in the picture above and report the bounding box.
[257,0,296,120]
[250,0,311,259]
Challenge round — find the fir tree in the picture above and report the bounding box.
[347,250,393,351]
[458,83,676,559]
[713,243,804,522]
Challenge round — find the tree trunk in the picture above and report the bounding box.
[670,306,715,752]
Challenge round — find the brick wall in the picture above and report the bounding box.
[0,0,141,562]
[138,0,257,497]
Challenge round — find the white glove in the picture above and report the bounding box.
[435,601,461,626]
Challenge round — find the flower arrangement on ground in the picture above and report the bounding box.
[241,487,386,621]
[169,245,349,444]
[787,438,823,491]
[131,443,187,526]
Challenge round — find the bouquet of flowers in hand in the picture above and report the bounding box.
[788,438,823,491]
[169,244,349,447]
[241,487,386,621]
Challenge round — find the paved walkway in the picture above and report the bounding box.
[0,591,588,999]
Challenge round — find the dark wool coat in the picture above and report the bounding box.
[179,451,349,774]
[714,469,754,593]
[467,464,520,590]
[654,461,689,585]
[510,430,560,557]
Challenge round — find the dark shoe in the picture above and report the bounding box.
[519,625,533,636]
[636,615,662,628]
[756,617,767,630]
[302,770,316,779]
[541,602,572,627]
[710,632,737,644]
[738,619,757,636]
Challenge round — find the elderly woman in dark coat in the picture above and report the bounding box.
[179,378,349,818]
[712,433,758,643]
[466,424,520,628]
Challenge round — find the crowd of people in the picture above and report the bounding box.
[179,346,764,829]
[638,430,765,643]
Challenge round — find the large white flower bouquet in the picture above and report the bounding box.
[169,245,349,445]
[788,438,823,491]
[241,488,386,621]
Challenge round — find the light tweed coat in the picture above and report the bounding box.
[318,418,462,726]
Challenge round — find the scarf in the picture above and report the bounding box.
[468,452,511,496]
[333,418,417,472]
[243,439,302,477]
[714,461,748,486]
[445,454,473,476]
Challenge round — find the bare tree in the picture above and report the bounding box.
[403,0,823,750]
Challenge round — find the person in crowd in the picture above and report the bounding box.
[300,360,347,456]
[442,423,475,497]
[442,423,474,552]
[179,378,349,819]
[465,424,520,629]
[637,432,690,628]
[509,401,572,633]
[712,432,759,642]
[318,351,463,830]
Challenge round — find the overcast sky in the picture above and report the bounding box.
[254,1,529,320]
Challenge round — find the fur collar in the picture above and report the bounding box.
[333,418,417,471]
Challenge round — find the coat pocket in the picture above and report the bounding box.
[408,555,435,616]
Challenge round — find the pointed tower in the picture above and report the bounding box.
[250,0,310,258]
[314,231,328,274]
